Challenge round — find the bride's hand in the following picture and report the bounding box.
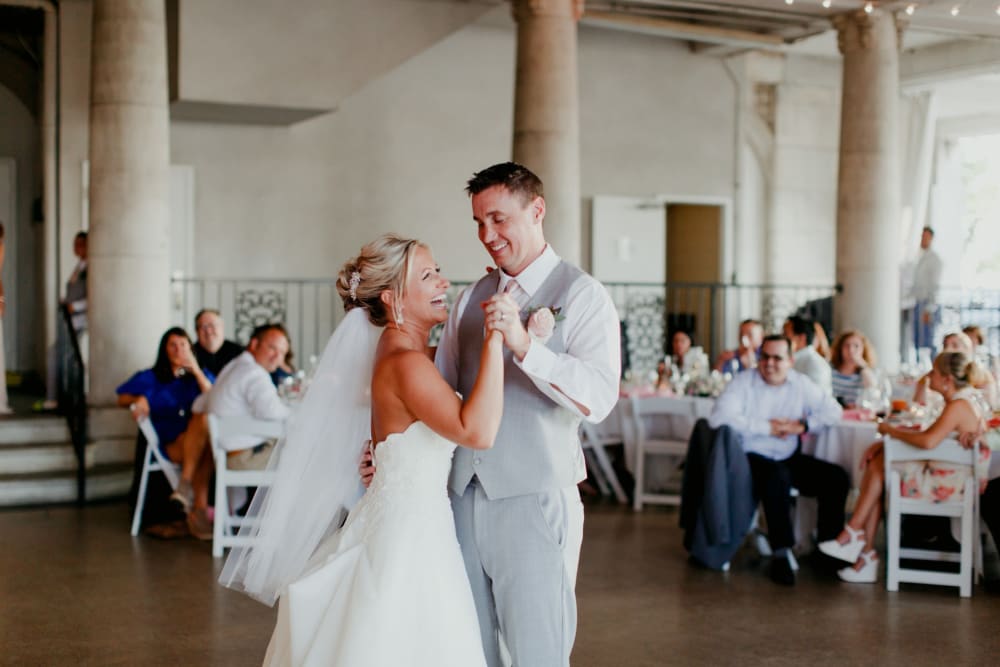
[482,294,529,359]
[359,442,376,488]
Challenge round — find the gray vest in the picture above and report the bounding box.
[449,261,587,499]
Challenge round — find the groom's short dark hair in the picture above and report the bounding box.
[466,162,544,206]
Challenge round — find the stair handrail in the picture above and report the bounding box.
[58,303,88,505]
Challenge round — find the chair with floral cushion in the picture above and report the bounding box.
[884,436,980,597]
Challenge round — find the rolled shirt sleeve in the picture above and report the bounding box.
[514,276,621,423]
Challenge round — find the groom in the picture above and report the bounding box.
[436,162,621,666]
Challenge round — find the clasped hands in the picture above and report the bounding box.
[482,292,530,361]
[769,418,805,438]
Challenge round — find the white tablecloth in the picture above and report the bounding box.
[600,395,879,486]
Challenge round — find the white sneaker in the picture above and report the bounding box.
[838,550,879,584]
[818,525,866,564]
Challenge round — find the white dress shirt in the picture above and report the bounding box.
[197,351,290,451]
[910,248,943,306]
[708,368,843,460]
[436,245,621,423]
[793,346,832,395]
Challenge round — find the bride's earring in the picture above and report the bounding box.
[395,304,404,328]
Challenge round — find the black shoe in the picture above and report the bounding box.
[769,556,796,586]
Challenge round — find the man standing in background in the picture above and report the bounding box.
[908,226,943,354]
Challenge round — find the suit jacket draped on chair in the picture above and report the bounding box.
[680,419,755,570]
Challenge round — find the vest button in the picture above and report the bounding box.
[473,458,482,465]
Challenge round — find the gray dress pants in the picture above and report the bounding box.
[451,479,584,667]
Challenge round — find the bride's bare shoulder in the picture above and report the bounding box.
[374,345,434,379]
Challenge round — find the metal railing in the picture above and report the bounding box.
[937,287,1000,353]
[604,281,840,375]
[58,304,88,505]
[170,276,840,372]
[171,277,346,366]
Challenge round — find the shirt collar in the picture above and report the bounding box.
[496,245,559,298]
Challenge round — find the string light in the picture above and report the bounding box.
[822,0,832,8]
[906,3,916,15]
[785,0,793,5]
[864,2,874,14]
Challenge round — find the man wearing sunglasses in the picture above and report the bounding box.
[709,334,847,586]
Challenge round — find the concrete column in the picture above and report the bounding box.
[511,0,583,265]
[88,0,171,404]
[833,9,903,371]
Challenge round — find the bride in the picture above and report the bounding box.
[220,234,504,666]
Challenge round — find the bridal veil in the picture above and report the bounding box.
[219,307,382,606]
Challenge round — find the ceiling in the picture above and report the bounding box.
[581,1,1000,57]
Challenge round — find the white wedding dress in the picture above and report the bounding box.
[263,420,487,667]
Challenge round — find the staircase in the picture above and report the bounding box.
[0,414,133,507]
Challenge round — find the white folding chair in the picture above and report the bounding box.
[580,421,628,504]
[884,436,979,597]
[208,414,285,558]
[130,417,181,536]
[629,396,697,511]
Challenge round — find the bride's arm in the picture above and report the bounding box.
[396,331,504,450]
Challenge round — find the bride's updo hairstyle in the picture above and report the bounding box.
[933,351,987,389]
[337,234,423,326]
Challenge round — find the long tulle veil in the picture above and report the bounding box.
[219,307,383,606]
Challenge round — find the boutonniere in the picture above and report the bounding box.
[525,305,564,344]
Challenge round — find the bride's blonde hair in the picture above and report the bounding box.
[337,234,424,327]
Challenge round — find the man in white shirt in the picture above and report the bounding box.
[203,323,291,470]
[709,335,847,586]
[908,226,943,352]
[175,324,291,538]
[783,315,832,395]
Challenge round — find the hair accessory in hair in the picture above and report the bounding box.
[349,271,361,301]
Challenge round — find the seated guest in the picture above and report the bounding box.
[709,335,847,586]
[963,325,984,351]
[200,323,292,472]
[656,330,695,390]
[813,322,831,361]
[914,332,998,408]
[671,329,693,369]
[270,340,296,387]
[117,328,215,534]
[970,428,1000,589]
[714,318,763,373]
[819,352,989,583]
[163,324,292,538]
[784,315,831,394]
[830,329,877,407]
[192,309,243,376]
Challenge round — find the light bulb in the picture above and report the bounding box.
[822,0,832,7]
[951,5,960,16]
[906,4,916,15]
[785,0,793,5]
[864,1,874,13]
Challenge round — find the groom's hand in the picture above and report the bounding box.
[483,293,530,361]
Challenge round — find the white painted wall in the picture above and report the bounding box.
[0,83,40,370]
[768,55,841,286]
[169,15,740,289]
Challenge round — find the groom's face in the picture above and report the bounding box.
[472,184,546,277]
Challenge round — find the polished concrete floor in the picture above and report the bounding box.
[1,500,998,666]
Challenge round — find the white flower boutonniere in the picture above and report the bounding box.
[526,305,564,344]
